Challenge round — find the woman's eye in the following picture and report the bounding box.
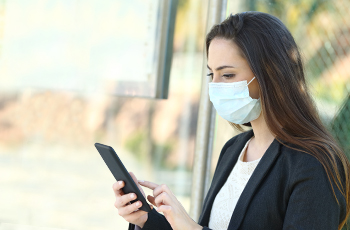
[222,74,235,78]
[207,73,213,79]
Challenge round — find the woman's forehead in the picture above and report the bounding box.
[207,38,247,69]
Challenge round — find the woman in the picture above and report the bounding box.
[112,11,350,230]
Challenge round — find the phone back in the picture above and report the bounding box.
[94,143,151,212]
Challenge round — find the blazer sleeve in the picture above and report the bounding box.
[127,208,173,230]
[282,154,346,230]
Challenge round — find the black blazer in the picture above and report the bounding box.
[129,129,347,230]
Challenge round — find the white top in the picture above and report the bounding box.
[208,137,261,230]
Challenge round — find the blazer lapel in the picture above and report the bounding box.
[198,130,255,226]
[227,136,281,230]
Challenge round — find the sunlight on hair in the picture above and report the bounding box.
[288,48,299,63]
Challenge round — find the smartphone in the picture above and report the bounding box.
[94,143,152,213]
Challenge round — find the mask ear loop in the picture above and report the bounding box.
[247,76,261,101]
[247,76,256,85]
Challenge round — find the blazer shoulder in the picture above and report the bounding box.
[280,143,346,195]
[280,143,347,224]
[279,143,338,170]
[279,143,326,172]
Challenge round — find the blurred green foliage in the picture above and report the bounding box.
[331,95,350,158]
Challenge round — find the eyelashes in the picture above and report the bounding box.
[206,73,236,79]
[222,74,235,78]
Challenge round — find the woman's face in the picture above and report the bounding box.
[207,38,260,99]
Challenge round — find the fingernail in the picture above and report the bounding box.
[130,194,135,198]
[138,180,144,183]
[118,181,123,185]
[136,201,141,206]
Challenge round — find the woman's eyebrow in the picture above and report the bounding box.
[207,65,235,71]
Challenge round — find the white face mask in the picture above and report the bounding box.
[208,77,262,124]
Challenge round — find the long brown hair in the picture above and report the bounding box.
[206,11,350,229]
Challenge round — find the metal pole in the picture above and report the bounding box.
[190,0,227,222]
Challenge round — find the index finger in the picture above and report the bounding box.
[138,180,159,190]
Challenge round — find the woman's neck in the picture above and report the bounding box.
[249,112,275,151]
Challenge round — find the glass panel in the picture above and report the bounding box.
[0,0,208,229]
[0,0,174,98]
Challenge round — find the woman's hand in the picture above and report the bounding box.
[139,180,203,230]
[112,172,153,228]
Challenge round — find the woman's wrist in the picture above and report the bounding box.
[137,218,146,228]
[191,222,203,230]
[135,211,148,229]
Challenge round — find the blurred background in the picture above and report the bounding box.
[0,0,349,229]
